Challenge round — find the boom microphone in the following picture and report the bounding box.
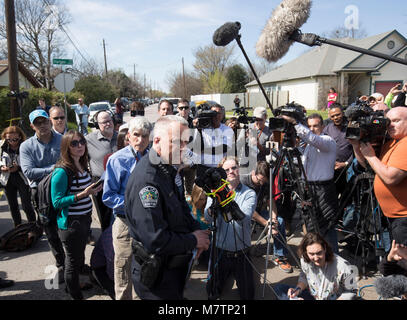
[375,275,407,299]
[256,0,312,62]
[213,22,241,47]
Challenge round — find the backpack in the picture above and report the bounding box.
[0,221,43,252]
[36,166,75,226]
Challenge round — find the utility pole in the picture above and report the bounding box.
[143,73,146,98]
[103,39,108,77]
[133,64,136,81]
[5,0,19,126]
[182,57,186,98]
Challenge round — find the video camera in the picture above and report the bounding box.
[345,100,390,143]
[195,103,218,129]
[269,102,306,132]
[233,106,255,125]
[195,167,245,223]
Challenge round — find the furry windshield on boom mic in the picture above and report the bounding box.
[375,275,407,299]
[213,22,241,47]
[256,0,312,62]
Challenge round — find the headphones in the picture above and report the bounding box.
[92,110,116,130]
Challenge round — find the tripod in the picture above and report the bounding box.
[260,128,320,298]
[335,168,386,278]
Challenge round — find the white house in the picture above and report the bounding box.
[246,30,407,110]
[0,60,42,89]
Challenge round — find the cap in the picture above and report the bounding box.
[370,92,384,100]
[392,219,407,246]
[253,107,267,119]
[29,109,49,124]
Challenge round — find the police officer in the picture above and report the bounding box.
[125,115,210,300]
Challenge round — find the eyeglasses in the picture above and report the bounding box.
[178,106,189,110]
[98,120,113,125]
[6,138,20,143]
[70,138,86,148]
[33,119,49,126]
[224,166,237,172]
[52,116,65,121]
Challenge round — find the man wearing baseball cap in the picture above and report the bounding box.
[20,109,65,282]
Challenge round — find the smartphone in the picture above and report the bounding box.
[92,179,104,188]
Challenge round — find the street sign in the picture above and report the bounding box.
[53,58,73,65]
[54,72,74,93]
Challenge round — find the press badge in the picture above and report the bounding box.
[139,186,159,208]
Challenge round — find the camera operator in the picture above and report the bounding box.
[124,115,210,300]
[237,107,272,162]
[204,156,257,300]
[281,113,339,253]
[350,107,407,250]
[322,104,353,198]
[192,104,234,177]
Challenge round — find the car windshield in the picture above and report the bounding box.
[89,104,109,111]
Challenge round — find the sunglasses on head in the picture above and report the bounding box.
[70,138,86,148]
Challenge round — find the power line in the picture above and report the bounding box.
[41,0,93,67]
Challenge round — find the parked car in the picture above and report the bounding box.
[159,97,181,110]
[88,101,114,127]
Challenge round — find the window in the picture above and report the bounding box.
[387,40,395,49]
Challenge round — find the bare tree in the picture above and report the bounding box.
[322,24,368,40]
[166,69,203,98]
[0,0,71,89]
[193,44,236,82]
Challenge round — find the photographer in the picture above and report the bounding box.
[322,104,353,198]
[350,107,407,250]
[281,113,339,253]
[192,104,234,177]
[125,115,210,300]
[204,157,257,300]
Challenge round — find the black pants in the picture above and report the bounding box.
[58,214,91,300]
[207,248,255,300]
[5,172,36,227]
[31,187,65,268]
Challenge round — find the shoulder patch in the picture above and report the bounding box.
[139,186,159,208]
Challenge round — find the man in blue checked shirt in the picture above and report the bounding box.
[204,156,257,300]
[102,116,152,300]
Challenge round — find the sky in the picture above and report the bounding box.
[59,0,407,94]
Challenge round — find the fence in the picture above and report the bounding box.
[191,91,289,112]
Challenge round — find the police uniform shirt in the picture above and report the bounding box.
[125,148,200,257]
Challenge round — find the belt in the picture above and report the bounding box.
[116,213,126,219]
[220,247,250,258]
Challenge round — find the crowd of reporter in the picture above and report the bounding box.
[1,85,407,301]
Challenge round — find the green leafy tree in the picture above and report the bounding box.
[226,64,249,93]
[203,69,231,94]
[72,75,118,104]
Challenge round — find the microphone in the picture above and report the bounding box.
[256,0,312,62]
[213,22,241,46]
[375,275,407,299]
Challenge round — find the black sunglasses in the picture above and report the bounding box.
[6,138,20,143]
[52,116,65,120]
[70,138,86,148]
[178,106,189,110]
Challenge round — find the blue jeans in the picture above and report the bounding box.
[273,284,315,300]
[324,228,339,254]
[259,210,288,258]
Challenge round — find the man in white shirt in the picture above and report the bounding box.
[282,113,339,253]
[193,104,235,177]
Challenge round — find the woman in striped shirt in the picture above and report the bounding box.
[51,130,102,300]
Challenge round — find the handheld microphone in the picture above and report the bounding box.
[256,0,312,62]
[213,22,241,47]
[375,275,407,299]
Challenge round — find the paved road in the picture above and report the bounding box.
[0,109,380,300]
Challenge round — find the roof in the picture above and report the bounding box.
[0,59,43,88]
[247,30,402,86]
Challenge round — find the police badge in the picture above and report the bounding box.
[139,186,159,208]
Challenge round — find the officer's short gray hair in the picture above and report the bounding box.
[153,115,188,139]
[127,116,152,136]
